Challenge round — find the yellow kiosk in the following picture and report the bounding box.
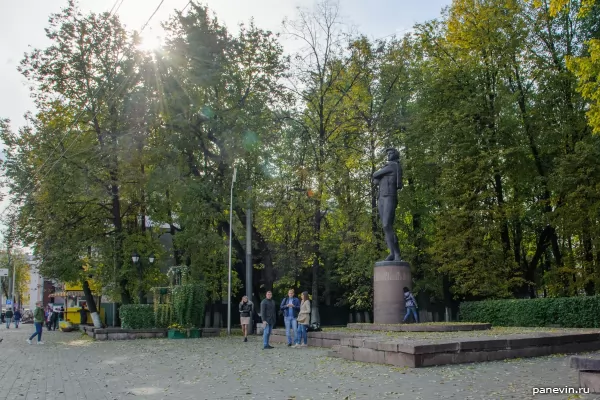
[53,282,105,325]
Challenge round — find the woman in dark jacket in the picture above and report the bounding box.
[239,296,253,342]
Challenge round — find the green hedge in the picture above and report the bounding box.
[120,305,155,329]
[459,296,600,328]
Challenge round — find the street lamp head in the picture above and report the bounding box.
[149,254,155,264]
[131,252,140,264]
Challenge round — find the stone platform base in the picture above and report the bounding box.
[81,327,221,340]
[269,329,370,347]
[347,323,491,332]
[571,356,600,393]
[332,332,600,368]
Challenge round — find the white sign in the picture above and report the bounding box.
[0,269,8,277]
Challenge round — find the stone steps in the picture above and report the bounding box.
[327,344,341,358]
[346,322,491,332]
[335,332,600,368]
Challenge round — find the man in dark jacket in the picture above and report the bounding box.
[260,291,276,349]
[13,309,21,328]
[4,308,13,329]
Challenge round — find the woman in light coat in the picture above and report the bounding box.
[294,291,311,348]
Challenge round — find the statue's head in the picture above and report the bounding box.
[385,148,400,162]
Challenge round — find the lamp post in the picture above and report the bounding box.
[246,185,252,334]
[227,167,237,335]
[131,252,155,265]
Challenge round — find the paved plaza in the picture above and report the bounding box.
[0,325,598,400]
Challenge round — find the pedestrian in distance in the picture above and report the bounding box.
[4,308,13,329]
[239,295,253,342]
[280,289,300,347]
[13,308,21,329]
[402,287,419,323]
[27,301,44,345]
[293,291,311,348]
[79,305,88,326]
[260,291,276,349]
[45,306,52,331]
[51,308,59,331]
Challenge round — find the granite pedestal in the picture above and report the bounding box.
[571,356,600,393]
[373,260,412,324]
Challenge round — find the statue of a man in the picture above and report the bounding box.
[373,148,403,261]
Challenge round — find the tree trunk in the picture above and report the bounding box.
[82,280,102,328]
[493,173,511,256]
[236,208,275,292]
[94,115,130,304]
[583,221,595,295]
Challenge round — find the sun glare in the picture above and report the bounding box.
[139,33,164,52]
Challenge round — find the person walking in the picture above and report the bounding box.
[51,308,59,331]
[79,305,88,326]
[45,306,52,331]
[294,291,311,348]
[27,301,44,345]
[402,287,419,323]
[260,291,276,350]
[239,295,253,342]
[4,308,13,329]
[13,309,21,329]
[280,289,300,347]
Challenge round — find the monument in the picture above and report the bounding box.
[372,148,412,324]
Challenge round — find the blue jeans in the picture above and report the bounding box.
[284,316,297,344]
[403,306,418,323]
[296,324,308,345]
[5,317,11,328]
[13,319,19,328]
[262,323,272,347]
[29,322,43,342]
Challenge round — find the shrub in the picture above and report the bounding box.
[154,304,173,328]
[459,296,600,328]
[120,304,155,329]
[172,283,207,328]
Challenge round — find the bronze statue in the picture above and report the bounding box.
[373,148,403,261]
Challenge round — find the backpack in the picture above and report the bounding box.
[306,309,321,332]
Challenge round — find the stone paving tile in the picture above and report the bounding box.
[0,324,598,400]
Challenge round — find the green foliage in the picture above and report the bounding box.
[5,0,600,320]
[172,284,207,328]
[119,305,155,329]
[459,297,600,328]
[0,249,31,303]
[154,303,173,329]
